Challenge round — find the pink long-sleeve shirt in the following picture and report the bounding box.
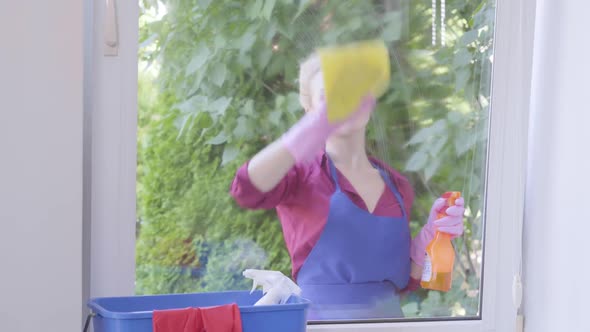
[230,152,415,281]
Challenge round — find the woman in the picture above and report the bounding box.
[230,54,465,320]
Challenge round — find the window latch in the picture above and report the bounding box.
[104,0,118,56]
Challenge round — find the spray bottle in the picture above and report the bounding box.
[243,269,302,306]
[421,191,462,292]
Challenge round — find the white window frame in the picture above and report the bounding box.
[86,0,535,331]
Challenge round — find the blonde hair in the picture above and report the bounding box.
[298,53,321,112]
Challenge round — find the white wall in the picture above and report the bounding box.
[525,1,590,331]
[0,1,84,331]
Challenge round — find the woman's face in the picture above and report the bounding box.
[308,71,371,136]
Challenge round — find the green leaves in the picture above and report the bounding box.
[255,48,273,69]
[268,110,282,126]
[455,68,471,92]
[455,127,477,156]
[174,95,207,114]
[293,0,311,22]
[197,0,213,10]
[382,11,403,42]
[209,97,232,117]
[241,99,255,117]
[239,30,257,52]
[406,151,428,172]
[262,0,277,20]
[424,157,441,181]
[138,0,493,316]
[460,29,479,45]
[454,49,472,67]
[406,120,447,146]
[233,116,249,139]
[186,44,211,76]
[221,145,239,166]
[402,301,419,317]
[209,63,227,87]
[207,132,227,145]
[248,0,265,19]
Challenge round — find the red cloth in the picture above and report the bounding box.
[153,303,243,332]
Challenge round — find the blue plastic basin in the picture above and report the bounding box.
[87,290,309,332]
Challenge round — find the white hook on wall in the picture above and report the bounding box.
[104,0,119,56]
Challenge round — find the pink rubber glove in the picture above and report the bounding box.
[410,197,465,266]
[280,96,376,163]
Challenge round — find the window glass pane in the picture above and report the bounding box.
[136,0,495,321]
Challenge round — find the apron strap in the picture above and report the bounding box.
[327,157,341,191]
[375,166,408,220]
[327,156,407,220]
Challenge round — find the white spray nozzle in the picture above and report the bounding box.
[243,269,301,305]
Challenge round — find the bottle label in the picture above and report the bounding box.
[422,254,432,282]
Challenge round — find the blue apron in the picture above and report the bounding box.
[296,158,411,320]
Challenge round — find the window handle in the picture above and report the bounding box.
[104,0,118,56]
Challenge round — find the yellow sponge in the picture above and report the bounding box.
[318,40,391,123]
